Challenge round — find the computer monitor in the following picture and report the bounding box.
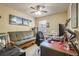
[59,24,65,36]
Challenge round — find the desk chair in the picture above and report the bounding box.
[36,31,44,46]
[36,31,45,55]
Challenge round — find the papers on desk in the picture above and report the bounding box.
[40,40,54,48]
[41,41,49,46]
[47,35,64,41]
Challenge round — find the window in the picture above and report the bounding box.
[38,20,47,33]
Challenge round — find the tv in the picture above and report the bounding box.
[59,24,65,36]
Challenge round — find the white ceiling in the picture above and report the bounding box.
[0,3,69,18]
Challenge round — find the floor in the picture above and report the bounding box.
[24,44,40,56]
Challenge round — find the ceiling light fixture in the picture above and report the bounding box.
[34,11,41,15]
[32,11,42,16]
[30,5,47,16]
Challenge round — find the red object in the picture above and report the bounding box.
[56,42,65,50]
[57,42,63,45]
[59,44,64,50]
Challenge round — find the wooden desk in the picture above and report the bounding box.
[40,41,78,56]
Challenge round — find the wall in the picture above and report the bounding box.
[35,12,67,34]
[0,5,35,33]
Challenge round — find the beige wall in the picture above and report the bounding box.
[0,5,35,33]
[35,12,67,34]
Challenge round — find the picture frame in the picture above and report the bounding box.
[28,20,32,26]
[9,15,32,26]
[22,18,29,26]
[9,15,23,25]
[71,3,78,28]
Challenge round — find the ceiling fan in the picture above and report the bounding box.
[30,5,48,15]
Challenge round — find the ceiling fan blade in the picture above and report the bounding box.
[30,7,36,10]
[41,10,48,13]
[37,5,46,10]
[30,11,37,13]
[37,5,41,10]
[30,11,35,13]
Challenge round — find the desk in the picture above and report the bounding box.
[40,41,78,56]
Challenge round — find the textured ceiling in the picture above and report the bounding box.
[0,3,69,17]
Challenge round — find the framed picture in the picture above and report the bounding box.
[71,3,78,28]
[28,20,32,26]
[22,19,29,26]
[9,15,23,25]
[9,15,31,26]
[16,17,23,25]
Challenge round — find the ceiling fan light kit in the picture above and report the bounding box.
[30,5,47,16]
[34,11,41,15]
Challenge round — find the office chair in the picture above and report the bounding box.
[35,31,45,55]
[36,31,44,46]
